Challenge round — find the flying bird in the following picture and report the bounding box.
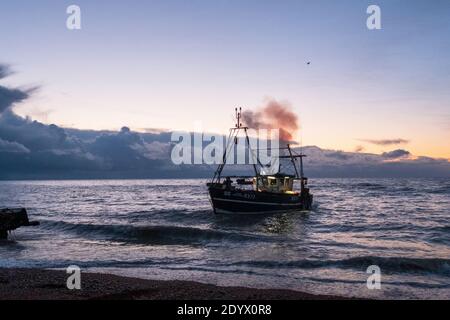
[306,61,311,65]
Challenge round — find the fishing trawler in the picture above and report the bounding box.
[207,108,313,214]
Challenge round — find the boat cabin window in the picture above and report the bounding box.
[254,176,295,193]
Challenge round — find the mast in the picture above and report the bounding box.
[244,128,259,177]
[299,153,306,192]
[287,144,299,178]
[281,144,307,193]
[212,107,260,183]
[235,107,241,128]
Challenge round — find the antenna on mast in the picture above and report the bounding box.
[235,107,242,128]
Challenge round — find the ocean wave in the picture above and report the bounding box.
[352,182,387,190]
[228,256,450,276]
[427,186,450,194]
[39,220,270,245]
[426,225,450,234]
[0,256,195,269]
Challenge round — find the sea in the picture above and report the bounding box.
[0,178,449,299]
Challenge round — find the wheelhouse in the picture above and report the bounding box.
[253,175,297,194]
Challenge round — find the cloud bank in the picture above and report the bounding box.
[361,138,410,146]
[0,64,449,179]
[382,149,411,159]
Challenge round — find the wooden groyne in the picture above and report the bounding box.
[0,208,39,240]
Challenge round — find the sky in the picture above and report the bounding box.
[1,0,449,159]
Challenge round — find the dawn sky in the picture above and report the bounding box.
[1,0,449,158]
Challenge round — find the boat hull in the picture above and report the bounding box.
[208,187,313,214]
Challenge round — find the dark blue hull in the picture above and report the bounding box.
[208,187,313,214]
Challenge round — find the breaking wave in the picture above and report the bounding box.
[228,256,450,276]
[40,220,271,245]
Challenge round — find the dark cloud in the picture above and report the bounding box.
[86,126,170,169]
[0,84,31,114]
[141,128,170,134]
[382,149,411,159]
[354,145,365,153]
[412,156,449,165]
[361,138,410,146]
[0,64,12,79]
[0,106,174,177]
[0,109,83,152]
[0,138,30,153]
[325,151,350,160]
[298,146,449,178]
[0,64,37,114]
[0,65,448,179]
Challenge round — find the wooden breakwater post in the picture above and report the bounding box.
[0,208,39,240]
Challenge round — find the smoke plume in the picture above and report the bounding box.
[242,99,299,143]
